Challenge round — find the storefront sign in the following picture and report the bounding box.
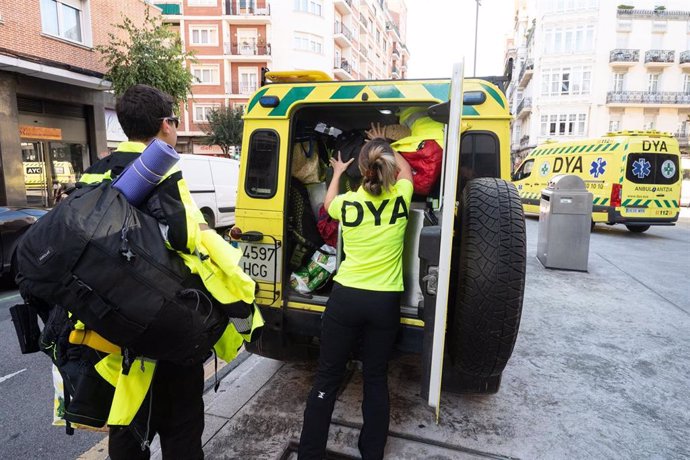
[19,125,62,140]
[193,143,225,155]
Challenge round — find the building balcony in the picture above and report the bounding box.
[334,59,354,80]
[680,51,690,69]
[391,66,400,79]
[400,43,410,57]
[334,23,354,48]
[606,91,690,106]
[644,49,675,67]
[226,81,258,96]
[224,42,271,58]
[617,8,690,20]
[386,21,401,40]
[391,45,400,58]
[609,49,639,67]
[516,97,532,118]
[224,1,270,22]
[517,59,534,89]
[334,0,353,16]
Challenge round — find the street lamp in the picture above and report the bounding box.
[473,0,481,77]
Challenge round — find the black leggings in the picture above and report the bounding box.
[299,283,401,460]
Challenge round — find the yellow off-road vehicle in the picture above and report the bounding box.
[230,63,526,411]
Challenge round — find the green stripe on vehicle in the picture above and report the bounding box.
[463,106,480,116]
[602,198,609,205]
[594,144,604,151]
[371,85,404,99]
[593,197,600,204]
[269,86,315,116]
[586,144,596,152]
[578,145,588,152]
[330,85,366,100]
[422,83,450,101]
[479,83,505,108]
[672,200,678,207]
[654,200,662,207]
[247,87,269,113]
[623,199,631,206]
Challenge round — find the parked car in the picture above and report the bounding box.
[178,155,239,229]
[0,206,47,280]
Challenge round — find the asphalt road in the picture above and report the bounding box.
[0,286,105,460]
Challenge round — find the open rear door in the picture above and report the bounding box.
[427,61,465,420]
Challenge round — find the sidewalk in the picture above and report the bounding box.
[83,214,690,459]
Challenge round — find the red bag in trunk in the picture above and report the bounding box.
[399,139,443,196]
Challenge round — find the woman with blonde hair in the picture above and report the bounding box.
[299,125,413,460]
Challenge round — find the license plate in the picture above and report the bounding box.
[625,207,646,214]
[238,242,281,282]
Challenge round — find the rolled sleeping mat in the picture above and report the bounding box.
[112,138,180,206]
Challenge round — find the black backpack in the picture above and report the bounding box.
[15,181,247,366]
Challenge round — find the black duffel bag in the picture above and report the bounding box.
[15,181,236,366]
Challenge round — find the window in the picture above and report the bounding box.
[460,132,501,184]
[245,130,279,198]
[684,75,690,94]
[609,118,621,132]
[238,67,258,94]
[293,33,323,54]
[193,104,220,123]
[191,65,220,85]
[40,0,88,44]
[513,159,534,181]
[626,153,678,185]
[543,24,595,54]
[294,0,322,16]
[643,114,656,130]
[541,66,592,96]
[540,113,587,136]
[190,26,218,46]
[612,73,625,92]
[648,73,660,93]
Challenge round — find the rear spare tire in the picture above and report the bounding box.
[449,178,526,378]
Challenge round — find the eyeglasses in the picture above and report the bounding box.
[160,116,179,128]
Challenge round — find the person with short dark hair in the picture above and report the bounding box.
[298,131,413,460]
[78,84,207,460]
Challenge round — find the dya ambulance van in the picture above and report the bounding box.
[512,130,681,232]
[227,63,527,416]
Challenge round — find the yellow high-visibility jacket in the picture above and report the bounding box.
[78,141,261,426]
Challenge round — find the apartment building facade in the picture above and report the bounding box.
[0,0,154,206]
[507,0,690,165]
[154,0,409,154]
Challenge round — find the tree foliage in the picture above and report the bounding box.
[96,8,194,106]
[203,106,244,157]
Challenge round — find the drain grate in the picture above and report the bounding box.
[278,439,360,460]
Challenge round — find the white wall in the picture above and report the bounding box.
[269,0,335,75]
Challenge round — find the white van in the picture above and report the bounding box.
[178,154,239,229]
